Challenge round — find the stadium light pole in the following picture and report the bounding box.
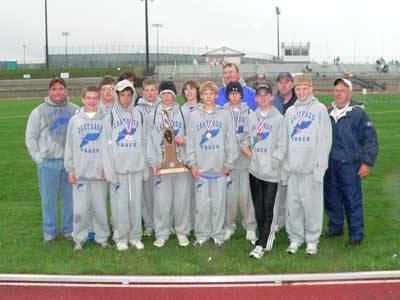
[141,0,153,76]
[44,0,49,68]
[275,6,281,61]
[152,23,163,73]
[62,32,70,67]
[22,44,27,65]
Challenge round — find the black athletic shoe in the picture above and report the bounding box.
[323,230,343,238]
[346,239,362,246]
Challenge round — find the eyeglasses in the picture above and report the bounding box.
[223,70,237,75]
[101,87,115,92]
[334,89,347,94]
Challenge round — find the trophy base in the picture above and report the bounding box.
[159,167,189,175]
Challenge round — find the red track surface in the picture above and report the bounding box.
[1,280,400,300]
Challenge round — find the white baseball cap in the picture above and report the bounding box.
[115,79,135,93]
[334,78,352,91]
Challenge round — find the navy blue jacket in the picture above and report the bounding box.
[328,101,378,166]
[272,89,297,115]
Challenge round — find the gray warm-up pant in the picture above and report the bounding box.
[286,173,323,244]
[110,172,143,243]
[153,173,190,240]
[276,183,288,229]
[188,173,196,231]
[142,169,154,232]
[72,181,109,244]
[224,169,256,232]
[194,175,227,241]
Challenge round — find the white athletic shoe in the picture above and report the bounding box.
[287,242,301,254]
[213,238,224,248]
[99,241,111,249]
[129,239,145,250]
[193,239,207,248]
[305,243,318,255]
[63,233,73,240]
[43,235,56,244]
[73,242,83,252]
[153,238,166,248]
[250,246,265,259]
[177,235,190,247]
[246,231,257,245]
[143,228,153,236]
[274,225,282,233]
[223,229,235,241]
[116,242,128,251]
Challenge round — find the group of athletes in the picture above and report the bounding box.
[25,63,378,259]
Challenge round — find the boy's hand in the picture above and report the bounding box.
[101,171,107,181]
[241,147,253,160]
[152,165,161,177]
[174,136,186,146]
[222,167,231,176]
[68,173,77,184]
[191,166,200,179]
[358,164,371,178]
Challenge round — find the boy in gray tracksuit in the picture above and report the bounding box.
[103,79,146,251]
[241,83,287,259]
[222,81,257,244]
[146,81,190,248]
[64,86,111,251]
[135,78,160,236]
[284,75,332,255]
[186,81,239,248]
[181,80,201,232]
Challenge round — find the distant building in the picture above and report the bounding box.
[203,47,245,65]
[282,42,310,63]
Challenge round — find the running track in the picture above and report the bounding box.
[1,272,400,300]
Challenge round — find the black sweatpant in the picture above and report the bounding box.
[249,174,279,249]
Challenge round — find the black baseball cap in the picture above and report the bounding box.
[226,81,243,98]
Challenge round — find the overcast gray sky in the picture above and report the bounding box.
[2,0,399,63]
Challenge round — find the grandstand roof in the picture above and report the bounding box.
[203,47,245,57]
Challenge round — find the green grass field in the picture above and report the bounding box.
[0,94,399,275]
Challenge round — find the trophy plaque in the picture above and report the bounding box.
[159,109,188,175]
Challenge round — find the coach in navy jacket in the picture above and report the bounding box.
[324,78,378,246]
